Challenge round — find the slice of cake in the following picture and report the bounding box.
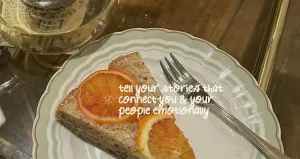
[55,52,195,159]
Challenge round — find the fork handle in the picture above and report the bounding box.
[209,101,290,159]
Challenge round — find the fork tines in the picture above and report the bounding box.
[160,53,190,85]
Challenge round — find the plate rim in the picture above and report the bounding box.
[32,28,284,158]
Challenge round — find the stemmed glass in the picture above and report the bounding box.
[0,0,116,72]
[0,47,18,94]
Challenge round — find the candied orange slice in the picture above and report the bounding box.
[76,70,140,125]
[137,114,196,159]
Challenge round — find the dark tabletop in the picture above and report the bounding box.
[267,0,300,158]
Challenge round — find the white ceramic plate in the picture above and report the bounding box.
[33,28,283,159]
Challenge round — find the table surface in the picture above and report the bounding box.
[1,0,299,159]
[267,0,300,158]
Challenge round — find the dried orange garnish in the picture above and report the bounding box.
[76,70,140,125]
[137,114,195,159]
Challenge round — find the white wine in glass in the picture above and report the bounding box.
[0,0,116,54]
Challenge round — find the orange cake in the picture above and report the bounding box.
[56,52,196,159]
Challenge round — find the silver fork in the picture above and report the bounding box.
[160,53,290,159]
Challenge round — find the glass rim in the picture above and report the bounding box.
[20,0,77,10]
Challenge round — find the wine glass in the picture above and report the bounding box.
[0,0,116,54]
[0,0,116,72]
